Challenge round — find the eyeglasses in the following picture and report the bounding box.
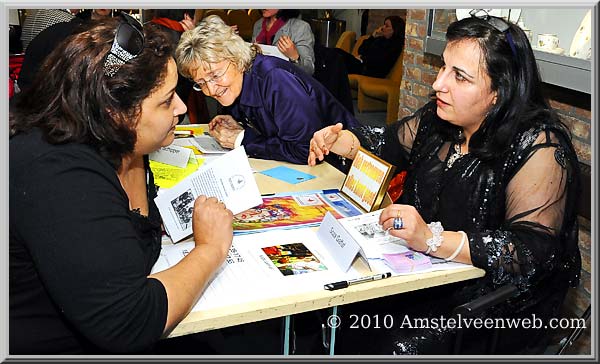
[192,62,232,92]
[103,12,145,77]
[469,9,518,57]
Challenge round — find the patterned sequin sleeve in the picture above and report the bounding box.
[468,127,581,292]
[350,110,423,171]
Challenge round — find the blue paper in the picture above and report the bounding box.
[259,166,316,184]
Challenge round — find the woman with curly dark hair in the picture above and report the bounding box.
[10,14,233,354]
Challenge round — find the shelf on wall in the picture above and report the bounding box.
[424,10,592,94]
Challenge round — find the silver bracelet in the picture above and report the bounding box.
[424,221,444,254]
[445,231,467,261]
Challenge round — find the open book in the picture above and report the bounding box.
[151,228,363,312]
[155,147,262,243]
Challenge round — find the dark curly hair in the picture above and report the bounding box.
[10,18,173,169]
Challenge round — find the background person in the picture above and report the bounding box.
[252,9,315,75]
[309,14,581,354]
[176,15,359,165]
[10,16,233,354]
[150,9,209,123]
[336,15,405,78]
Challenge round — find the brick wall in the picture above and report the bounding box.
[400,9,592,354]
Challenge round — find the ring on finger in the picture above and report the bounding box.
[393,217,404,230]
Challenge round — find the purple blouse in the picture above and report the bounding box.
[230,54,359,164]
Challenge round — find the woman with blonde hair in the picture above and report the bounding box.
[176,15,359,165]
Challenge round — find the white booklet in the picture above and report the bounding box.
[189,135,229,154]
[249,42,288,60]
[151,228,362,312]
[155,146,262,243]
[318,210,470,274]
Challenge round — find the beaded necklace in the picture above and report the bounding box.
[446,141,465,168]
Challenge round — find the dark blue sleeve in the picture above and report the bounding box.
[241,69,327,164]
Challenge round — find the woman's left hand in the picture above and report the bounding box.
[379,204,431,252]
[277,35,299,62]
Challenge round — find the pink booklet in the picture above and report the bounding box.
[382,251,432,273]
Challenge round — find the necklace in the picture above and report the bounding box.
[446,142,465,168]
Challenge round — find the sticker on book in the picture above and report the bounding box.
[294,194,324,206]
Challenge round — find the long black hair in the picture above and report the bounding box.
[10,18,173,169]
[386,15,405,42]
[445,16,567,161]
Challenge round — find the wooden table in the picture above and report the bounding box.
[168,158,485,340]
[250,157,347,194]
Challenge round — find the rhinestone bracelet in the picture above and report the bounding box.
[425,221,444,255]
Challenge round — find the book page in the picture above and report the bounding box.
[151,228,362,312]
[155,146,262,242]
[338,210,409,259]
[233,190,362,235]
[338,210,471,274]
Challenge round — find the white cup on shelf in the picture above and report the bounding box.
[537,33,559,50]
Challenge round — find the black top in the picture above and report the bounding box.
[10,128,167,354]
[358,35,404,78]
[349,101,581,353]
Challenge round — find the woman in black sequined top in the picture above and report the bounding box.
[308,15,581,354]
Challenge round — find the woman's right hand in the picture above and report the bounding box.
[308,122,345,166]
[192,196,233,263]
[372,25,384,37]
[208,115,244,149]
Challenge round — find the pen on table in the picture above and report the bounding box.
[324,272,392,291]
[174,130,194,136]
[261,193,275,197]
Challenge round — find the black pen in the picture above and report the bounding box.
[324,272,392,291]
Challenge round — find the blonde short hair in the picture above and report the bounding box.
[176,15,260,79]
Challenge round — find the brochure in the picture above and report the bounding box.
[155,146,262,242]
[233,190,362,234]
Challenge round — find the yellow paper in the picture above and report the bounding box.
[150,155,201,189]
[175,124,204,135]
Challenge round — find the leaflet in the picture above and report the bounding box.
[151,228,361,312]
[155,146,262,242]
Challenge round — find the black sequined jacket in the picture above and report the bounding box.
[352,101,581,319]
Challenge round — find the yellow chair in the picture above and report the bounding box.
[248,9,262,26]
[357,50,404,124]
[228,9,253,41]
[347,35,369,98]
[204,9,229,25]
[335,31,356,53]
